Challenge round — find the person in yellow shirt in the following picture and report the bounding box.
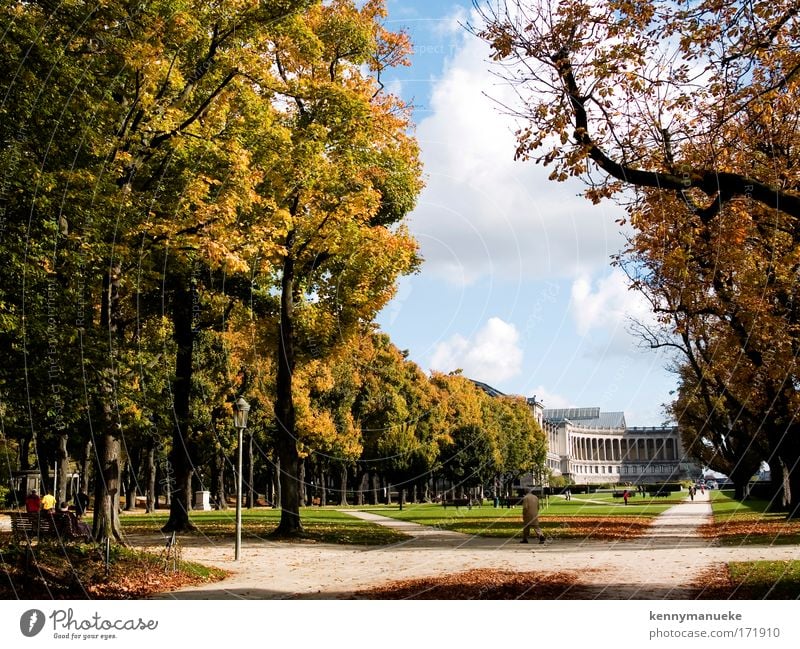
[40,491,56,512]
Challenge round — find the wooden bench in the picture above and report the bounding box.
[442,498,471,509]
[10,512,92,542]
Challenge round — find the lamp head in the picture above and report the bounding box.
[233,397,250,429]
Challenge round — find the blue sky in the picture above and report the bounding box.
[374,1,677,425]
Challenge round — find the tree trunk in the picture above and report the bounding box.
[369,472,378,505]
[274,228,303,535]
[163,272,197,533]
[265,474,273,507]
[320,467,327,506]
[339,465,348,506]
[145,443,156,514]
[39,461,52,501]
[19,436,31,471]
[273,455,281,509]
[763,458,786,512]
[56,432,69,506]
[299,460,307,505]
[782,454,800,519]
[92,425,124,544]
[80,439,92,496]
[355,467,366,506]
[124,456,137,511]
[275,437,301,533]
[92,263,126,544]
[733,479,747,501]
[162,461,172,507]
[212,449,227,510]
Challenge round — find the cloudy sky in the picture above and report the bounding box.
[375,1,677,425]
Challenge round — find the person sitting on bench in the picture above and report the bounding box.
[25,490,41,513]
[57,501,93,541]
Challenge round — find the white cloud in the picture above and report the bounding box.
[429,317,523,383]
[410,11,626,286]
[570,269,652,337]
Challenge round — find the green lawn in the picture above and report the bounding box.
[370,494,674,520]
[358,496,673,540]
[119,507,409,545]
[709,489,776,519]
[706,490,800,545]
[727,561,800,599]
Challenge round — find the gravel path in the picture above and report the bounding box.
[146,491,800,600]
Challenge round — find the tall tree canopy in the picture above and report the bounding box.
[260,0,423,534]
[477,0,800,515]
[475,0,800,218]
[0,0,419,540]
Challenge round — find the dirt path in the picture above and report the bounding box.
[146,491,800,599]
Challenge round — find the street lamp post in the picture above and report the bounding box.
[233,397,250,561]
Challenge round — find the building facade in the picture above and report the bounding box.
[529,401,693,485]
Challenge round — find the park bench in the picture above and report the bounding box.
[9,511,92,543]
[442,498,471,509]
[647,490,670,498]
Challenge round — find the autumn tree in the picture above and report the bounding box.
[476,0,800,515]
[258,1,423,534]
[492,395,547,495]
[623,191,799,505]
[0,0,319,541]
[430,373,494,497]
[353,334,443,508]
[671,364,767,501]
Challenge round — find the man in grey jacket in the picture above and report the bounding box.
[521,489,545,544]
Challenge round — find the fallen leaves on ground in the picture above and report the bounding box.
[354,568,582,599]
[0,542,228,599]
[697,519,800,543]
[690,564,737,598]
[446,516,653,540]
[545,516,652,539]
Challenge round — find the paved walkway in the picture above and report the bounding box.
[148,491,800,599]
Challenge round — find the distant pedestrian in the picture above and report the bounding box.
[688,486,695,501]
[564,488,571,501]
[623,489,629,505]
[520,489,545,545]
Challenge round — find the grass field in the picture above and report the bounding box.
[698,559,800,599]
[118,507,409,545]
[726,560,800,598]
[703,490,800,545]
[360,494,674,540]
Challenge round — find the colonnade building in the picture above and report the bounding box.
[529,402,692,485]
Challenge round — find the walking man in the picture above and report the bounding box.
[520,489,545,544]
